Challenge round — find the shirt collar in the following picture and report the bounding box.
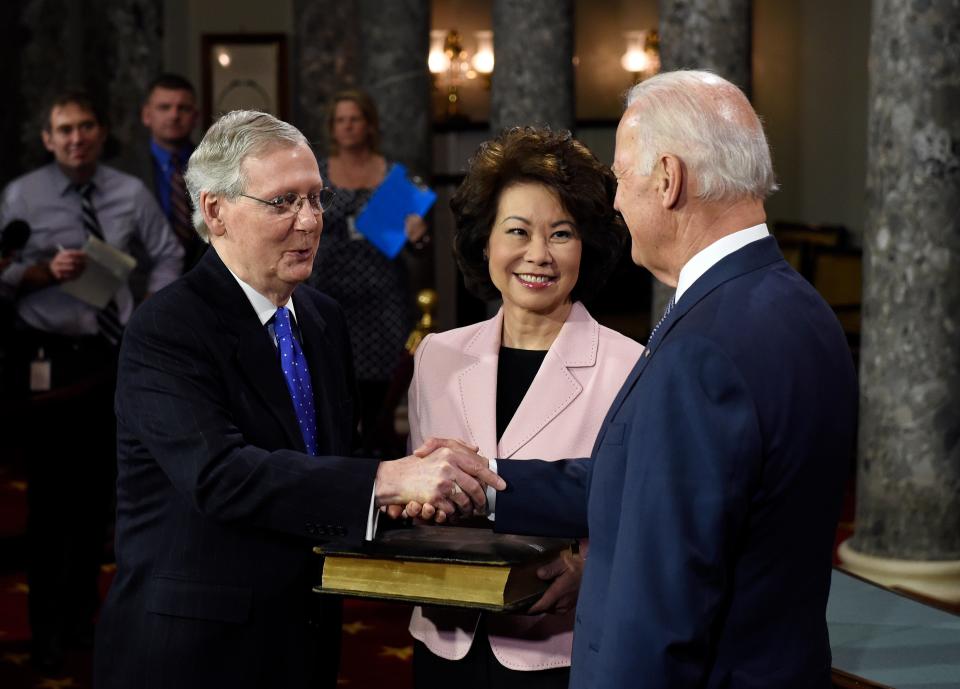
[150,139,194,169]
[675,223,770,303]
[51,162,103,197]
[223,262,298,326]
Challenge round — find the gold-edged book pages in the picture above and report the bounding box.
[314,525,573,612]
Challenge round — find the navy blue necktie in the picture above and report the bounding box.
[273,307,318,455]
[647,294,676,346]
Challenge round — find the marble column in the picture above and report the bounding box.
[16,0,162,170]
[490,0,574,133]
[0,0,24,187]
[95,0,164,158]
[358,0,432,294]
[18,0,84,170]
[358,0,431,179]
[291,0,360,150]
[658,0,751,94]
[838,0,960,602]
[648,0,752,330]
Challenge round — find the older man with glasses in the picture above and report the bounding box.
[93,110,502,689]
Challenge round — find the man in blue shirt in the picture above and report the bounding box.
[119,73,206,270]
[0,91,182,672]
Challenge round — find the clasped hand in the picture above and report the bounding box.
[375,437,504,524]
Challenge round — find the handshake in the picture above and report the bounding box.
[374,438,506,523]
[373,437,584,615]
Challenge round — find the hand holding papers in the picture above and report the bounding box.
[355,164,436,258]
[59,234,136,308]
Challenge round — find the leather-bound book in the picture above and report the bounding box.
[314,525,573,612]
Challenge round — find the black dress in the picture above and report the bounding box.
[309,158,414,454]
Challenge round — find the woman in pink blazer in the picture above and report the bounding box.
[407,127,643,688]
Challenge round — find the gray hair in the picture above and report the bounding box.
[624,70,778,201]
[184,110,309,241]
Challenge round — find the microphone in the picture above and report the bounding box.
[1,219,30,257]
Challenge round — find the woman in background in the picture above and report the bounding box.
[309,90,427,457]
[406,127,643,688]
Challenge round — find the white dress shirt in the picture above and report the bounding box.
[675,223,770,303]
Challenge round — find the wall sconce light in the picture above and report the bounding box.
[429,28,494,119]
[471,30,495,81]
[621,30,660,83]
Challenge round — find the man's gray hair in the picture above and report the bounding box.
[624,70,778,201]
[184,110,309,241]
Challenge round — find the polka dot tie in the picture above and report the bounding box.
[273,307,318,455]
[647,293,676,347]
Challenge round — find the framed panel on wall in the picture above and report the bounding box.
[201,33,289,126]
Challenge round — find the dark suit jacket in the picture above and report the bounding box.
[94,249,380,689]
[495,237,858,689]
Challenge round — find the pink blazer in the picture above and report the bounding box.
[407,302,643,671]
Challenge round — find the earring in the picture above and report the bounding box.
[482,249,489,261]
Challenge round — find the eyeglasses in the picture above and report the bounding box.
[239,188,336,217]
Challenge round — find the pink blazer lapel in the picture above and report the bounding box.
[497,302,598,458]
[457,312,501,458]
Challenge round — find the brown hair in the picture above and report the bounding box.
[146,73,196,98]
[452,127,626,302]
[43,90,107,132]
[326,89,381,154]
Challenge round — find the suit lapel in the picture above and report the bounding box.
[457,314,501,457]
[591,236,786,450]
[498,303,596,458]
[234,328,306,453]
[192,250,306,453]
[648,236,785,356]
[293,289,341,451]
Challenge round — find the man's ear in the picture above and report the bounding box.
[657,154,684,210]
[41,129,54,153]
[200,191,226,237]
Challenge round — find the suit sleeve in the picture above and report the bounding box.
[493,457,591,539]
[595,335,761,689]
[116,301,380,545]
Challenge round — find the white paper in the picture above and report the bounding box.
[59,235,137,309]
[30,358,51,392]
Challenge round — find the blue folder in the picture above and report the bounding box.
[355,164,437,259]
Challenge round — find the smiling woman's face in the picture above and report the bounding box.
[486,182,582,318]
